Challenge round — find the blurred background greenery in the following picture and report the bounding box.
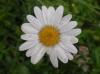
[0,0,100,74]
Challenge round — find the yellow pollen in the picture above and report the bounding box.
[39,25,60,47]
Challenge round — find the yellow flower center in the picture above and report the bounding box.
[39,25,60,47]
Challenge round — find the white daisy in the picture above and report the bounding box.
[19,5,81,68]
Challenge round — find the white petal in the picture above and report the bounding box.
[26,48,34,57]
[60,21,77,33]
[26,43,40,57]
[47,6,55,25]
[61,35,78,44]
[60,42,78,54]
[42,6,48,25]
[62,14,72,23]
[67,44,78,54]
[55,45,68,63]
[50,6,64,26]
[65,52,73,60]
[34,6,44,25]
[59,14,72,28]
[21,23,38,34]
[19,41,37,51]
[21,34,38,41]
[71,37,78,43]
[27,15,42,30]
[47,7,55,17]
[31,45,46,64]
[55,6,64,25]
[59,43,74,60]
[47,48,58,68]
[64,29,81,36]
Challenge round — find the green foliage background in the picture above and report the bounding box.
[0,0,100,74]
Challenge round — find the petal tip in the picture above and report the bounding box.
[58,5,64,10]
[79,29,82,34]
[26,15,32,19]
[42,5,47,8]
[59,5,64,8]
[76,29,82,36]
[19,46,24,51]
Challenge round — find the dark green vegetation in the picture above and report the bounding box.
[0,0,100,74]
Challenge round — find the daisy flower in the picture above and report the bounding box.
[19,5,81,68]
